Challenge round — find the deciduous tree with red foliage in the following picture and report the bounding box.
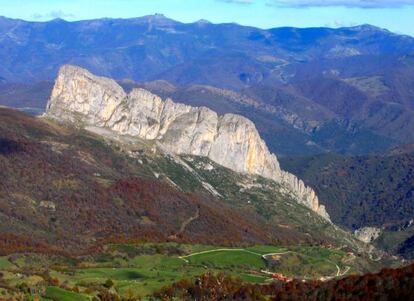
[151,263,414,301]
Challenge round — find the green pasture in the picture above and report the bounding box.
[0,243,352,299]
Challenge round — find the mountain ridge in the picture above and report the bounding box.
[46,65,330,219]
[1,106,375,256]
[1,15,414,157]
[1,14,413,84]
[0,15,405,37]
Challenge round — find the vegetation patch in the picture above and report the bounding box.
[44,286,89,301]
[0,243,368,299]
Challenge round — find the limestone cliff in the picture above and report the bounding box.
[46,65,330,220]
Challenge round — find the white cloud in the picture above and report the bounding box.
[32,10,75,20]
[324,20,358,27]
[218,0,254,4]
[268,0,414,8]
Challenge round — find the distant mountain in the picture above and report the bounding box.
[0,81,53,114]
[1,15,414,155]
[0,16,412,84]
[134,81,395,156]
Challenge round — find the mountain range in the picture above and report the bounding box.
[1,15,413,255]
[0,90,363,255]
[1,15,414,156]
[0,14,413,299]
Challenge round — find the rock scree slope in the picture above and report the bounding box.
[45,65,330,219]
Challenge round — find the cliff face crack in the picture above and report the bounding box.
[102,96,125,127]
[45,64,331,221]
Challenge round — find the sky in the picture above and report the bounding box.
[0,0,413,36]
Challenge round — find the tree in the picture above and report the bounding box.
[103,279,114,289]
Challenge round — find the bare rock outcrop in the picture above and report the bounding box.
[46,65,330,220]
[354,227,382,243]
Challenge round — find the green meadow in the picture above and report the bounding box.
[0,243,361,300]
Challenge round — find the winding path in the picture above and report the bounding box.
[178,207,200,235]
[179,248,261,263]
[179,248,351,279]
[169,206,200,240]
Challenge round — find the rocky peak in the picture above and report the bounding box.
[46,65,330,220]
[349,24,385,33]
[134,14,179,27]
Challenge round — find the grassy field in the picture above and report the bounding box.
[0,243,361,299]
[184,249,265,268]
[44,286,90,301]
[0,256,14,269]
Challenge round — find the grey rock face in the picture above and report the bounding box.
[354,227,382,243]
[46,65,330,220]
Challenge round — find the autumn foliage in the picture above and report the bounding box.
[0,108,290,254]
[152,263,414,301]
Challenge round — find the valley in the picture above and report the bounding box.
[0,10,413,301]
[280,149,414,259]
[0,107,369,254]
[0,242,381,300]
[0,104,400,299]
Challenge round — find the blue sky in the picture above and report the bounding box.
[0,0,413,36]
